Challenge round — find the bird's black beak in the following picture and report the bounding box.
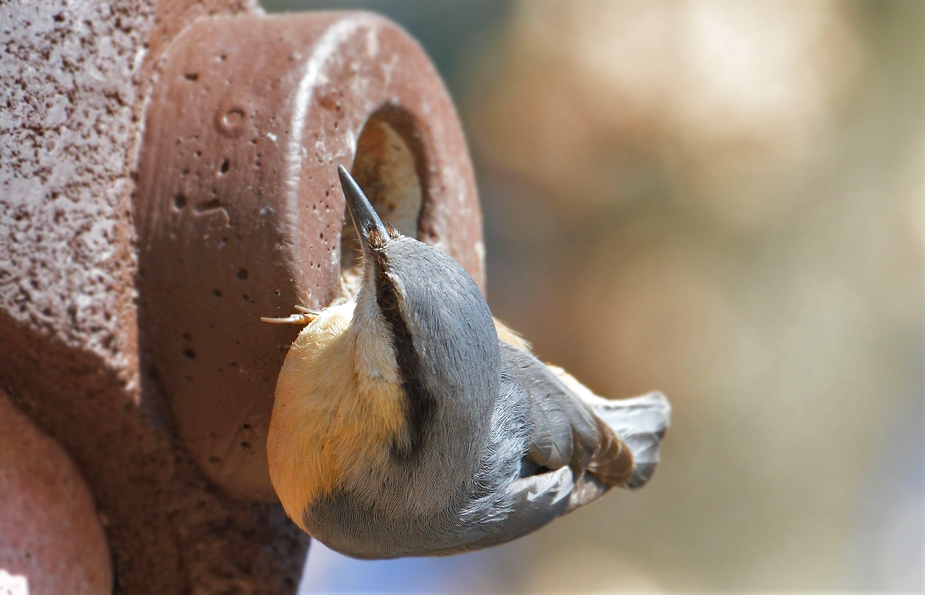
[338,165,390,253]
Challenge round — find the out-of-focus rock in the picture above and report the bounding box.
[471,0,921,590]
[468,0,865,231]
[0,389,112,595]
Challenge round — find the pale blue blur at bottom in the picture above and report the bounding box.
[299,539,511,593]
[853,376,925,590]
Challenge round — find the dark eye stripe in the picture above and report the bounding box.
[373,266,434,460]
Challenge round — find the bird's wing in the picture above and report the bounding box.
[433,342,667,556]
[425,464,610,555]
[500,342,635,488]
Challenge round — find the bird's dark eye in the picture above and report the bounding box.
[377,284,398,311]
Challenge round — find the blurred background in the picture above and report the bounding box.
[263,0,923,591]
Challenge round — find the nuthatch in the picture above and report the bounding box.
[263,165,670,559]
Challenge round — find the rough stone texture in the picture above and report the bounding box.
[0,389,112,595]
[0,0,484,593]
[0,0,311,593]
[136,11,483,500]
[0,0,256,381]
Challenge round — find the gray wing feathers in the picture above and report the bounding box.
[500,344,603,472]
[500,344,636,488]
[488,467,608,544]
[504,343,671,490]
[582,392,670,488]
[438,467,610,554]
[442,345,671,554]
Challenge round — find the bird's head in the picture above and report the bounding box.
[337,165,499,447]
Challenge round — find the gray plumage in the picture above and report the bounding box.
[282,167,671,559]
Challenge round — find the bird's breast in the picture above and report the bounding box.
[266,303,409,531]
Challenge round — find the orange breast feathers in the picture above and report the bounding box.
[266,302,409,531]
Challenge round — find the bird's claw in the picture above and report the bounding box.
[260,306,320,326]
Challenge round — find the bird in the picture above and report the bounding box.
[262,165,671,559]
